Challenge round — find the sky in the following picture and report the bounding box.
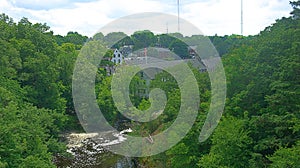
[0,0,293,37]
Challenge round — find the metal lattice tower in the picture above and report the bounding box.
[241,0,244,35]
[177,0,180,32]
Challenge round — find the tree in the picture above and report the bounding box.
[96,76,118,124]
[268,142,300,168]
[290,0,300,18]
[199,116,252,168]
[0,14,16,40]
[111,35,134,49]
[55,31,88,48]
[156,34,177,48]
[92,32,104,41]
[0,102,66,167]
[0,39,21,79]
[64,31,88,45]
[103,32,127,47]
[169,39,189,59]
[169,32,184,39]
[57,43,78,114]
[131,30,156,50]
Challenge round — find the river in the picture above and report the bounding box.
[54,129,138,168]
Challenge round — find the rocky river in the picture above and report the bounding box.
[54,129,139,168]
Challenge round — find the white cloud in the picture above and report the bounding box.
[0,0,293,36]
[242,0,292,35]
[181,0,292,36]
[6,0,97,10]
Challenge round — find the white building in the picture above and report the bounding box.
[111,49,123,64]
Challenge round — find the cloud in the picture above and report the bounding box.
[45,0,167,35]
[180,0,292,35]
[0,0,293,36]
[7,0,97,10]
[0,0,168,36]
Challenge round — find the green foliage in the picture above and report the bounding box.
[0,14,16,40]
[96,76,118,124]
[92,32,104,41]
[111,36,134,49]
[103,32,127,47]
[157,34,177,48]
[137,99,151,111]
[131,30,156,50]
[198,153,229,168]
[169,39,189,59]
[209,34,246,56]
[0,40,21,79]
[0,14,77,167]
[0,102,66,167]
[166,143,194,168]
[55,31,88,47]
[0,1,299,166]
[169,33,184,39]
[93,3,299,166]
[218,2,300,167]
[290,0,300,18]
[268,142,300,168]
[199,116,252,168]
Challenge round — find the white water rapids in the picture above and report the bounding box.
[66,128,133,154]
[57,128,135,167]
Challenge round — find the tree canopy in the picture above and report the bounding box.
[0,1,299,167]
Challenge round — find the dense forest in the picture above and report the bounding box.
[0,1,299,167]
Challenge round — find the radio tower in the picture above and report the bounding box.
[177,0,180,32]
[241,0,244,35]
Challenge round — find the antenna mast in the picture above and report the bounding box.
[241,0,243,35]
[177,0,180,32]
[166,22,169,34]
